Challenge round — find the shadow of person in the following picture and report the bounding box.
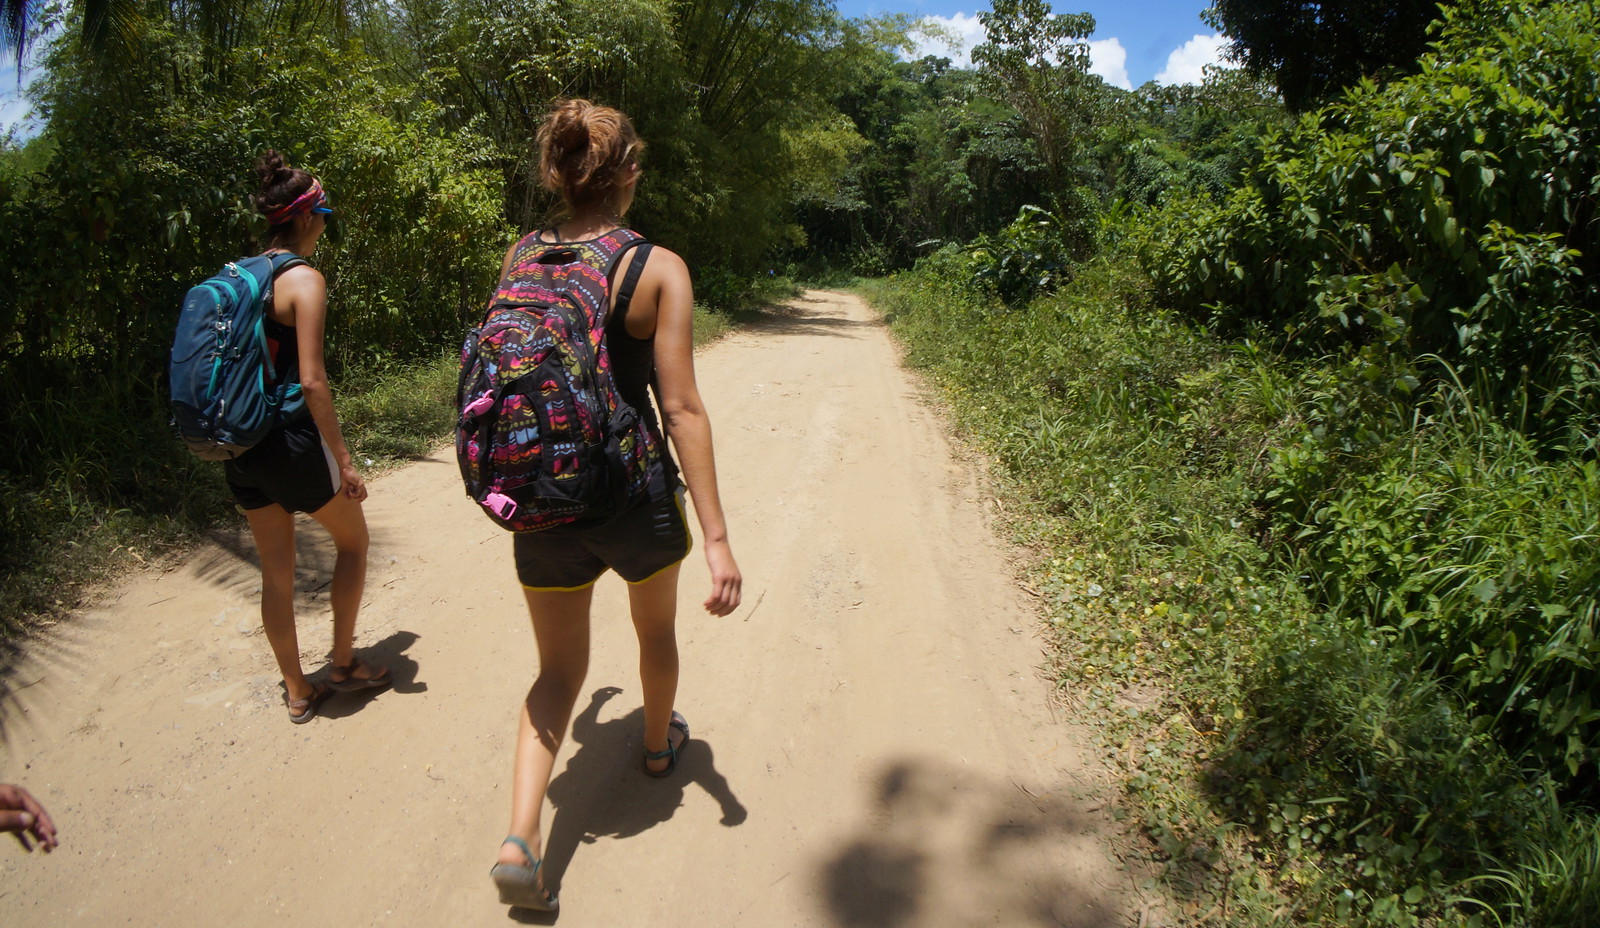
[311,629,426,720]
[538,686,747,895]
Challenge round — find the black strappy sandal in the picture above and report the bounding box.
[285,682,330,724]
[643,711,689,778]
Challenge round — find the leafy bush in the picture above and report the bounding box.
[923,203,1087,308]
[1215,619,1561,927]
[1141,0,1600,443]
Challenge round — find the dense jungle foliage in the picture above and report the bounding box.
[0,0,881,627]
[4,0,1597,924]
[870,0,1598,925]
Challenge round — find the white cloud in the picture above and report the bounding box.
[1155,33,1233,85]
[908,13,986,69]
[910,15,1131,90]
[1087,38,1131,90]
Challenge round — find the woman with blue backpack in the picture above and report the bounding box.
[483,100,743,912]
[226,151,391,723]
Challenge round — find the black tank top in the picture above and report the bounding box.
[262,259,299,388]
[602,246,680,486]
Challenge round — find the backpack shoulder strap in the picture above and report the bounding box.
[612,241,654,318]
[266,252,309,276]
[259,253,309,319]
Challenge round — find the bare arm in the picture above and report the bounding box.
[278,266,366,501]
[649,249,742,616]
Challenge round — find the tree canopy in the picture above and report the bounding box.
[1207,0,1453,111]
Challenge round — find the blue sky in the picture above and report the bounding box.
[1,57,36,139]
[837,0,1230,88]
[4,2,1228,139]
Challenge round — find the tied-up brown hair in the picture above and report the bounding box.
[536,99,644,214]
[254,149,317,242]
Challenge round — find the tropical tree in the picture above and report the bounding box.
[1206,0,1453,111]
[971,0,1098,200]
[4,0,138,59]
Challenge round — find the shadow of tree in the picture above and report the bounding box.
[820,760,1125,928]
[741,298,880,340]
[0,626,93,747]
[192,517,374,612]
[540,686,747,894]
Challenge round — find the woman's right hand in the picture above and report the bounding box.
[703,539,742,617]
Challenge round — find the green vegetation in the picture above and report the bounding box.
[1205,0,1450,111]
[4,0,1597,922]
[0,0,869,644]
[860,0,1598,924]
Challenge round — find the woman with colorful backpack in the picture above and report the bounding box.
[484,100,743,912]
[227,151,391,723]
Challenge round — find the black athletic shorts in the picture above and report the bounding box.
[224,415,341,514]
[513,487,692,591]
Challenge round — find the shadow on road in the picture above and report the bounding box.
[818,759,1126,928]
[307,629,427,721]
[540,686,747,896]
[742,299,881,341]
[193,515,399,614]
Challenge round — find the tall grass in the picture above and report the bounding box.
[864,253,1600,927]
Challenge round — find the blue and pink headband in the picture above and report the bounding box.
[264,178,330,225]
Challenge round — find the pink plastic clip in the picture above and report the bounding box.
[484,492,517,520]
[463,393,496,418]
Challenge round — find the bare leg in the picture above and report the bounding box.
[499,585,594,871]
[628,564,685,772]
[244,504,311,703]
[307,491,369,670]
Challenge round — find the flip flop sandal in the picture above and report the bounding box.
[490,835,558,911]
[286,682,331,724]
[327,657,392,693]
[643,711,690,778]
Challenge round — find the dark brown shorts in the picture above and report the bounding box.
[513,487,691,590]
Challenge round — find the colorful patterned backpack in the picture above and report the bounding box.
[169,252,308,460]
[456,230,667,532]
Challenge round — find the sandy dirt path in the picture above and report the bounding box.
[1,291,1138,928]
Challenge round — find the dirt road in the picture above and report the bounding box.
[0,291,1137,927]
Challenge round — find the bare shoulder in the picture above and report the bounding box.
[272,263,326,318]
[276,262,326,291]
[641,244,689,278]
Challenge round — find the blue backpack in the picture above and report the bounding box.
[169,252,307,460]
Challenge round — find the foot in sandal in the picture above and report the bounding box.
[490,835,557,911]
[285,681,331,724]
[327,655,392,693]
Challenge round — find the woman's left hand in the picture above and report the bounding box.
[340,463,368,501]
[703,540,742,616]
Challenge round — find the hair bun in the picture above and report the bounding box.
[536,98,643,213]
[552,103,592,151]
[255,149,293,187]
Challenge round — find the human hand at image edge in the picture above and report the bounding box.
[0,785,58,853]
